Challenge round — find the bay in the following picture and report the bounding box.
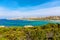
[0,19,49,27]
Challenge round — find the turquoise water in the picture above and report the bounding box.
[0,19,51,26]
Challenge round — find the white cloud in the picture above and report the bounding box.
[24,7,60,16]
[0,6,60,18]
[28,1,60,10]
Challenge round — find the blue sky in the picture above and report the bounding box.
[0,0,60,19]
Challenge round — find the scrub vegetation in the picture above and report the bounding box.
[0,23,60,40]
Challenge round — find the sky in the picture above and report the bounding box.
[0,0,60,19]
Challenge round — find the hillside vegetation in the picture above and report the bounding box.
[0,23,60,40]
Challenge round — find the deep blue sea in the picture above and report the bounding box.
[0,19,55,26]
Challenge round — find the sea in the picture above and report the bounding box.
[0,19,59,27]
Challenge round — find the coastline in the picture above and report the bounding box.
[49,20,60,23]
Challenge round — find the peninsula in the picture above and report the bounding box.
[7,16,60,20]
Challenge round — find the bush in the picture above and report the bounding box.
[0,23,60,40]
